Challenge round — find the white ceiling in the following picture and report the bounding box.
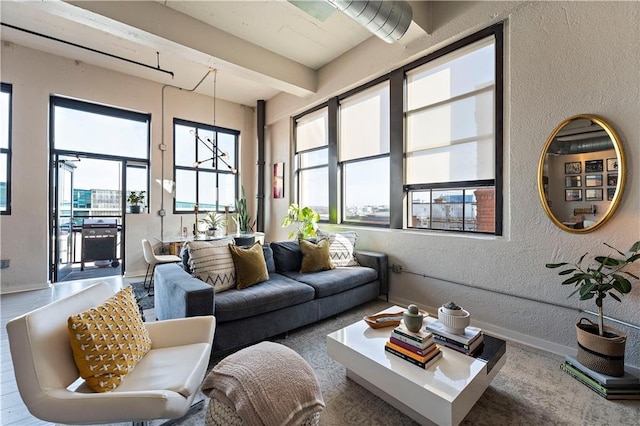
[0,0,380,106]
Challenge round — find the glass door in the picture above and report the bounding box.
[52,157,75,282]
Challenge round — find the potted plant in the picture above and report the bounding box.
[233,186,253,234]
[546,240,640,376]
[199,212,226,236]
[127,190,145,214]
[281,203,320,239]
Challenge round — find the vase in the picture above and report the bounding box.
[438,306,470,335]
[130,205,141,214]
[575,317,626,376]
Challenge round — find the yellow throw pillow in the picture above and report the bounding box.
[67,286,152,393]
[299,238,335,273]
[229,242,269,289]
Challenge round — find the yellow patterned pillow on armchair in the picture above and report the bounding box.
[67,286,152,392]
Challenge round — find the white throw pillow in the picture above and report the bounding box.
[187,238,236,292]
[316,230,359,267]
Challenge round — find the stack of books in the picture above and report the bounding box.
[384,322,442,369]
[561,355,640,400]
[425,320,484,356]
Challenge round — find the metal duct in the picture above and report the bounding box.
[326,0,413,43]
[548,136,614,155]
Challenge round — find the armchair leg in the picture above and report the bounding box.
[143,264,151,289]
[132,399,205,426]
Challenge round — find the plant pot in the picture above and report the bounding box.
[438,306,470,335]
[575,317,626,377]
[130,205,141,214]
[205,229,216,237]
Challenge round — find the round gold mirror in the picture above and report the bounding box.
[538,114,626,233]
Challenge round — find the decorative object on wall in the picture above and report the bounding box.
[585,189,603,201]
[585,159,604,173]
[537,114,626,233]
[546,240,640,376]
[273,162,284,198]
[565,175,581,188]
[585,175,602,187]
[565,161,582,174]
[565,189,582,202]
[607,174,618,187]
[606,157,618,172]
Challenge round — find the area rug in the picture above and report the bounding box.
[130,281,154,311]
[151,300,639,426]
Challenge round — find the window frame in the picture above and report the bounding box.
[172,117,239,214]
[1,83,12,215]
[338,79,391,226]
[292,22,503,236]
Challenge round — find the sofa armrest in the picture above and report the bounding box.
[154,264,214,320]
[355,250,388,298]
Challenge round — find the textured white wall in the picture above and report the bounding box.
[0,43,256,292]
[265,2,640,367]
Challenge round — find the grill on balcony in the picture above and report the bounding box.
[81,218,120,270]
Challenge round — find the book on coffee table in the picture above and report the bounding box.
[425,320,482,347]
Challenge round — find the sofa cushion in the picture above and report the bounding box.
[270,240,302,272]
[188,238,236,293]
[213,273,315,322]
[263,245,276,274]
[179,242,192,274]
[67,286,152,392]
[229,242,269,290]
[299,238,334,273]
[316,230,359,267]
[281,266,378,298]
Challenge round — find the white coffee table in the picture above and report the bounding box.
[327,306,506,426]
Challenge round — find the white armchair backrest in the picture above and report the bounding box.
[6,283,114,418]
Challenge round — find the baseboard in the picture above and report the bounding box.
[389,295,640,376]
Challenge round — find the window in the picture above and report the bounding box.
[405,30,501,234]
[51,97,151,213]
[339,82,390,225]
[173,118,238,213]
[1,83,11,214]
[291,23,502,235]
[294,107,329,220]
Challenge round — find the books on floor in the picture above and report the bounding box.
[561,355,640,400]
[384,323,442,369]
[425,320,484,355]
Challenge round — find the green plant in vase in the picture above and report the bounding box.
[127,191,145,214]
[199,212,226,236]
[233,186,253,233]
[546,240,640,376]
[281,203,320,239]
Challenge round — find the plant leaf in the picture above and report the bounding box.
[603,242,626,257]
[558,269,576,275]
[611,275,632,293]
[561,275,583,285]
[581,293,596,301]
[610,293,622,303]
[546,262,568,268]
[630,241,640,252]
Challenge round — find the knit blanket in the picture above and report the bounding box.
[201,341,325,426]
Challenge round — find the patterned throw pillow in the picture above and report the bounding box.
[299,238,335,273]
[316,230,359,267]
[67,286,152,393]
[188,238,236,293]
[229,242,269,289]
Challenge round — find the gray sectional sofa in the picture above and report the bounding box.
[154,240,388,355]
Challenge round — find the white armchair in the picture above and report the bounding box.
[6,282,215,425]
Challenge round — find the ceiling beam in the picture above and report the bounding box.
[63,0,317,97]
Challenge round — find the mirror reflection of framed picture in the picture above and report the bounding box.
[585,174,602,187]
[273,162,285,199]
[565,189,582,202]
[607,188,616,201]
[607,174,618,186]
[565,175,581,187]
[585,188,603,201]
[585,159,604,173]
[565,161,582,174]
[607,158,618,172]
